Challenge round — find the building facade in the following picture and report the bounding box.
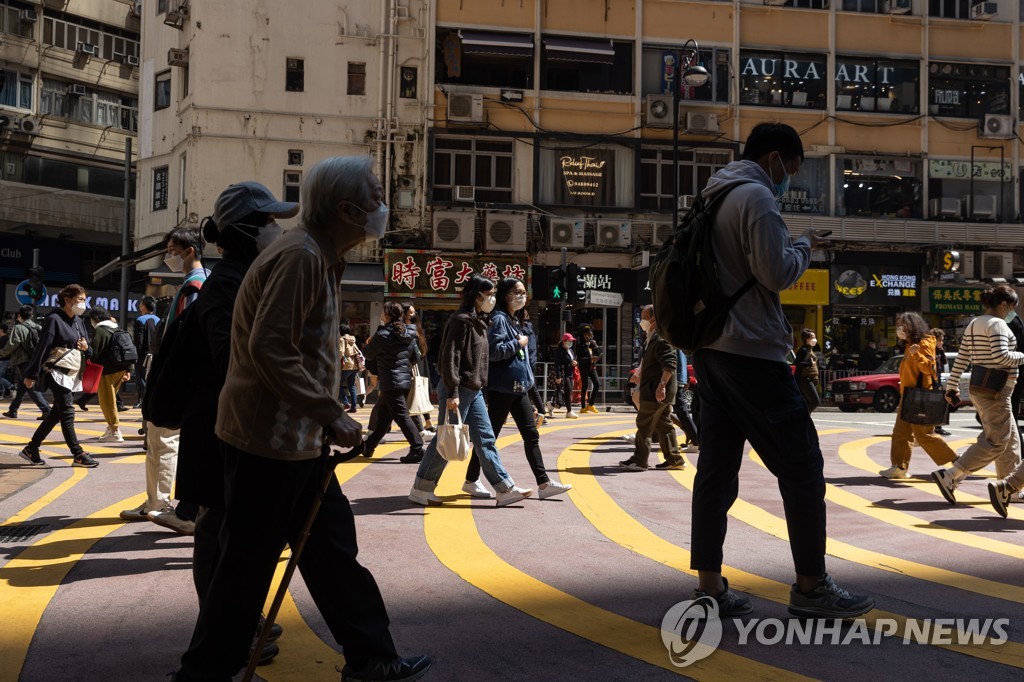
[426,0,1024,368]
[0,0,139,316]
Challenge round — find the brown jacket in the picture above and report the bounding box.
[900,335,937,392]
[216,226,348,461]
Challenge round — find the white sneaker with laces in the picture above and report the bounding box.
[496,486,534,507]
[565,411,579,420]
[621,433,636,443]
[98,428,124,443]
[931,468,959,505]
[409,487,443,506]
[538,481,572,500]
[683,444,699,453]
[879,465,909,480]
[148,509,195,535]
[461,480,495,499]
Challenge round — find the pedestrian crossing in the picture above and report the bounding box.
[0,412,1022,680]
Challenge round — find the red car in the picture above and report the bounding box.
[829,352,968,413]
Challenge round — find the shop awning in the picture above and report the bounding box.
[460,31,534,57]
[341,263,386,292]
[544,37,615,65]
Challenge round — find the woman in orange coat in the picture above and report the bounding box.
[880,312,958,479]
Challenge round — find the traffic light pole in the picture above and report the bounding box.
[119,138,131,328]
[559,247,567,337]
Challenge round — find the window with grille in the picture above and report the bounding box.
[638,147,732,211]
[155,71,171,111]
[0,67,32,109]
[284,171,302,203]
[286,58,304,92]
[347,62,366,95]
[432,137,514,203]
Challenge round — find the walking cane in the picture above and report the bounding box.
[241,433,363,682]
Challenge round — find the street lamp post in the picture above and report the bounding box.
[671,40,710,228]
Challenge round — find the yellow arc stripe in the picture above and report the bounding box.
[560,428,1024,667]
[1,468,87,527]
[422,419,809,680]
[840,438,1018,519]
[0,492,145,682]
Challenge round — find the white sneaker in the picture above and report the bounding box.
[538,481,572,500]
[98,428,124,443]
[879,466,909,480]
[419,430,433,442]
[931,468,959,505]
[409,487,443,506]
[683,444,699,453]
[621,433,636,442]
[496,486,534,507]
[544,402,553,417]
[565,411,579,420]
[461,480,495,499]
[148,509,195,535]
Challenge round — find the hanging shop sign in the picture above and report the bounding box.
[928,287,986,315]
[554,147,615,206]
[830,265,919,306]
[385,249,532,299]
[928,159,1012,183]
[780,268,830,306]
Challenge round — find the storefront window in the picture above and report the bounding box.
[928,62,1010,119]
[538,141,633,208]
[638,147,732,211]
[780,157,829,215]
[837,157,923,219]
[928,158,1011,221]
[835,57,919,114]
[739,51,827,109]
[435,28,533,89]
[640,46,729,104]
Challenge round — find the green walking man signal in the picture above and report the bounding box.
[549,267,565,302]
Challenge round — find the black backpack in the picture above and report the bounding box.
[649,185,756,354]
[99,329,139,371]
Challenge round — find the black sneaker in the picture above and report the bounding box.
[72,452,99,468]
[257,614,283,643]
[399,451,423,464]
[37,412,50,420]
[692,577,753,617]
[2,410,16,418]
[788,574,874,619]
[654,459,686,470]
[341,655,432,682]
[18,447,45,467]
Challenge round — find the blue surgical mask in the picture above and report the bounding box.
[1005,310,1017,324]
[772,154,791,199]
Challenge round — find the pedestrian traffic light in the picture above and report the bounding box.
[549,267,565,302]
[566,263,587,302]
[24,266,45,303]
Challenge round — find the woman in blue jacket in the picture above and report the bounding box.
[461,277,572,500]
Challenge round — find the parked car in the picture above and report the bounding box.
[830,352,971,413]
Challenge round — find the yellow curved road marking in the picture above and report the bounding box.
[420,420,809,680]
[561,428,1024,668]
[1,468,87,527]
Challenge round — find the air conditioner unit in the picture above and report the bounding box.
[981,251,1013,279]
[651,221,673,247]
[112,52,125,63]
[930,197,962,219]
[971,1,997,19]
[644,94,674,129]
[685,111,719,134]
[884,0,911,13]
[126,55,140,67]
[432,210,476,250]
[597,221,632,249]
[18,118,39,135]
[68,84,88,96]
[447,93,484,124]
[453,185,475,202]
[964,194,998,220]
[961,251,976,278]
[77,43,97,56]
[548,218,584,249]
[167,0,189,20]
[168,48,189,67]
[980,113,1014,139]
[678,194,697,210]
[20,9,38,23]
[485,212,528,252]
[287,58,301,71]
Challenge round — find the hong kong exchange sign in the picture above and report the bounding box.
[385,249,532,299]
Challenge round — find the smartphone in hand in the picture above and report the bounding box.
[815,229,833,238]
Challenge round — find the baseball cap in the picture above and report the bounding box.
[562,333,576,342]
[213,182,299,227]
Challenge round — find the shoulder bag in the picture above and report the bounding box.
[900,375,950,426]
[436,408,471,462]
[407,364,434,416]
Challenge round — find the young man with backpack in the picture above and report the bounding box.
[1,305,50,421]
[132,296,159,409]
[85,306,137,442]
[678,123,874,619]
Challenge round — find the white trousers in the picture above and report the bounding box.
[145,421,180,510]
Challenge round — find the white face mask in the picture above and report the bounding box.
[1006,310,1018,324]
[509,293,527,311]
[164,252,185,273]
[564,342,573,349]
[478,293,496,314]
[352,202,389,241]
[236,221,284,252]
[639,318,653,333]
[72,301,87,316]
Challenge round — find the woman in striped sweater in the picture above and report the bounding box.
[933,284,1024,513]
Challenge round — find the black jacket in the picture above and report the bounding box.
[25,310,91,381]
[439,311,489,392]
[578,338,601,365]
[553,345,576,380]
[364,322,420,392]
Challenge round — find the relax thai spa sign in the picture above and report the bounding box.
[555,148,615,206]
[385,249,532,299]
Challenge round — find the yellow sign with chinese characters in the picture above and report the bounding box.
[781,268,830,306]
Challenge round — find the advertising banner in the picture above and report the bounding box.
[830,265,919,306]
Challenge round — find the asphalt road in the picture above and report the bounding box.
[0,404,1021,682]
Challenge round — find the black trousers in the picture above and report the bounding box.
[466,391,550,485]
[579,362,600,408]
[177,444,398,681]
[672,388,699,446]
[29,374,81,455]
[364,388,423,455]
[691,349,826,577]
[192,505,225,608]
[8,362,49,414]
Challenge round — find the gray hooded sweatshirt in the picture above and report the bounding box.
[701,159,812,363]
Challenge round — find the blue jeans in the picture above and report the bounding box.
[413,383,514,494]
[340,369,358,407]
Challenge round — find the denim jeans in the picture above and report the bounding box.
[691,349,826,577]
[466,391,550,485]
[413,383,514,494]
[340,369,358,407]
